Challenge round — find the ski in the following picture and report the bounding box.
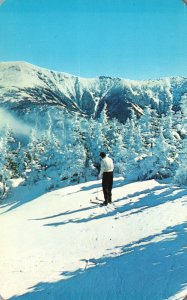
[90,199,117,210]
[90,198,103,205]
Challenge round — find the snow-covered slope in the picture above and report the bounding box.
[1,61,187,122]
[0,178,187,299]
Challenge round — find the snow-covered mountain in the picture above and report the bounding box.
[1,61,187,122]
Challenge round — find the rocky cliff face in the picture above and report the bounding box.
[0,61,187,123]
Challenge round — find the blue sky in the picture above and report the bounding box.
[0,0,187,79]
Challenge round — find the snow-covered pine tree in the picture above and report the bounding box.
[98,102,110,151]
[174,138,187,185]
[26,128,44,184]
[4,129,21,179]
[174,93,187,185]
[161,107,180,174]
[123,110,139,180]
[27,111,66,189]
[133,124,149,180]
[107,118,127,175]
[138,106,153,149]
[163,104,174,140]
[149,125,173,179]
[0,131,12,198]
[79,117,96,180]
[85,116,106,168]
[136,106,168,180]
[61,113,86,183]
[16,141,28,179]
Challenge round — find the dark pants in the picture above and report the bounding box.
[102,172,113,204]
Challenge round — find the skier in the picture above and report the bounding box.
[99,152,114,206]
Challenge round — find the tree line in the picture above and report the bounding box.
[0,96,186,199]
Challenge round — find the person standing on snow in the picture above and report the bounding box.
[99,152,114,206]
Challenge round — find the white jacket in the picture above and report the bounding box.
[99,156,114,178]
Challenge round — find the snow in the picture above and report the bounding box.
[1,61,186,112]
[0,178,187,300]
[0,62,45,88]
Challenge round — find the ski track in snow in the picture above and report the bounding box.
[0,178,187,300]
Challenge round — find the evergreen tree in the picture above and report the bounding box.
[26,129,44,184]
[0,131,11,198]
[123,112,139,180]
[79,117,96,180]
[149,126,173,178]
[5,129,25,179]
[138,106,153,149]
[174,138,187,185]
[98,103,110,151]
[85,116,106,167]
[174,93,187,185]
[60,114,87,183]
[163,104,174,140]
[108,118,127,175]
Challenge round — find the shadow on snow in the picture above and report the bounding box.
[40,183,187,227]
[0,177,113,215]
[10,222,187,300]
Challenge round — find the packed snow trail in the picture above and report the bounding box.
[0,178,187,300]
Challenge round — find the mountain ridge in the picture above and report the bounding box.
[0,61,187,122]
